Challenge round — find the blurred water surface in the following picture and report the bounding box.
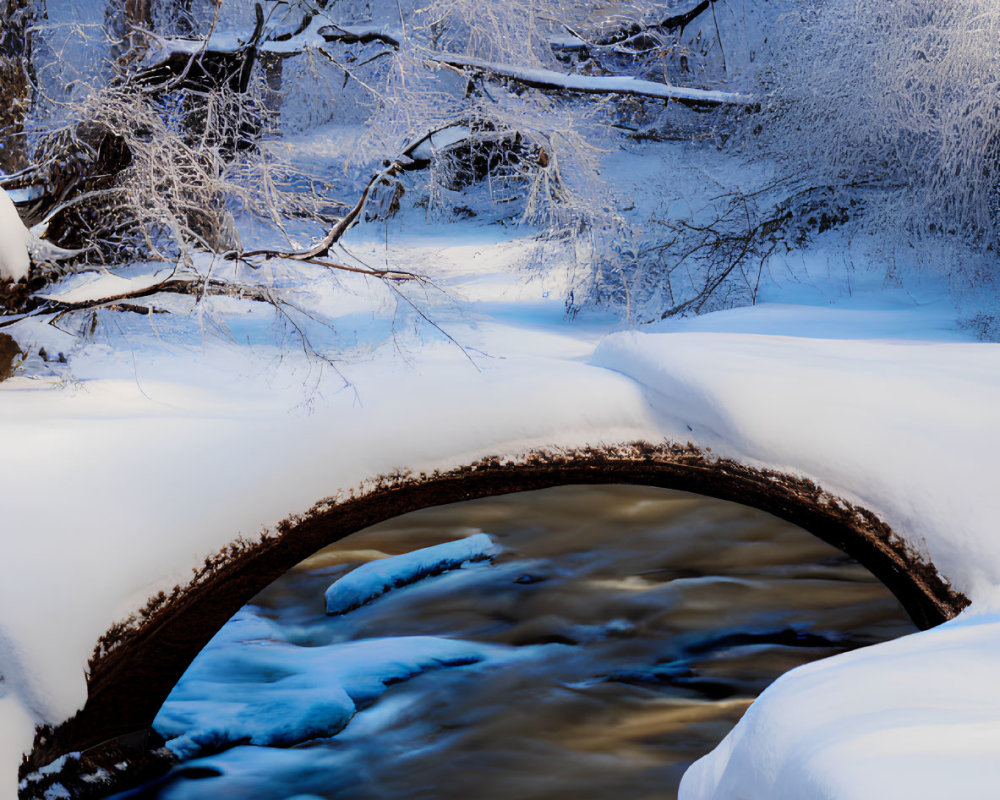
[128,485,915,800]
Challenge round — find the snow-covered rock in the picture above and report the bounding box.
[0,189,31,283]
[324,533,500,615]
[155,608,529,759]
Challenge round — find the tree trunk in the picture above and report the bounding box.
[0,0,35,173]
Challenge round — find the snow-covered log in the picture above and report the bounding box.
[429,54,750,108]
[135,4,265,95]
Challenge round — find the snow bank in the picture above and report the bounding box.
[324,533,500,614]
[588,326,1000,799]
[0,259,658,796]
[681,610,1000,799]
[0,216,998,800]
[0,189,31,283]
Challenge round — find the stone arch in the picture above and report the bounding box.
[21,442,968,787]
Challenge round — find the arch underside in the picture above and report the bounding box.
[20,442,968,793]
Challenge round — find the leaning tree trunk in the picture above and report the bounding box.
[0,0,35,173]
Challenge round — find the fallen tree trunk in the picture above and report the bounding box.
[428,54,749,109]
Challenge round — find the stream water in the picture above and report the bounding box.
[121,485,916,799]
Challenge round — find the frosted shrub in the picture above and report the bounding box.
[359,0,618,228]
[754,0,1000,243]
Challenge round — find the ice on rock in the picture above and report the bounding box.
[324,533,501,615]
[155,626,524,760]
[160,684,356,759]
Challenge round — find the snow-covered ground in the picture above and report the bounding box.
[3,144,1000,799]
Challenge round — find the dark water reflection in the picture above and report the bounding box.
[132,485,916,799]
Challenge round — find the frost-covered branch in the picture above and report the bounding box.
[748,0,1000,243]
[242,123,471,260]
[589,0,718,47]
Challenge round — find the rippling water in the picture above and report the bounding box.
[124,485,916,800]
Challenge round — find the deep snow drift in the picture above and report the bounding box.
[681,612,1000,799]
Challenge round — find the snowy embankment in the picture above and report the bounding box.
[1,223,999,798]
[680,611,1000,798]
[593,330,1000,600]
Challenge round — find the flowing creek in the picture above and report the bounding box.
[120,485,916,799]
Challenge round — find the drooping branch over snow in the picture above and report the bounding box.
[241,123,474,261]
[590,0,719,47]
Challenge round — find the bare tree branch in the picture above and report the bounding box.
[592,0,719,47]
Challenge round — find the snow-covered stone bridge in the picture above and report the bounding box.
[5,303,1000,799]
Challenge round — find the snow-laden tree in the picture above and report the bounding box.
[749,0,1000,243]
[0,0,756,326]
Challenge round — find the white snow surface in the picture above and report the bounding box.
[681,611,1000,799]
[0,189,31,283]
[409,126,472,161]
[0,219,999,799]
[324,533,500,614]
[593,330,1000,599]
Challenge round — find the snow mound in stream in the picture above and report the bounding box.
[155,608,523,759]
[324,533,500,615]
